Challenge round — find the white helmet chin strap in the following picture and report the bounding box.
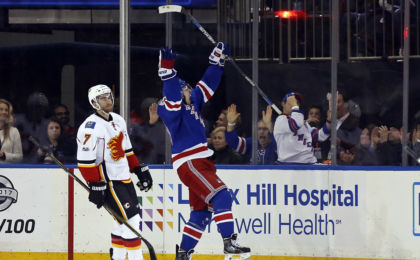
[94,97,113,116]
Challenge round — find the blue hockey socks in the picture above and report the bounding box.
[180,210,212,251]
[211,189,234,238]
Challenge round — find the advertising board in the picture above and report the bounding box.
[1,166,420,259]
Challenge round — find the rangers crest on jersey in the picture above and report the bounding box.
[108,131,125,161]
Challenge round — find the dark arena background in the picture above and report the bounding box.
[1,1,420,259]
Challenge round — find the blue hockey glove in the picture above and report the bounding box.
[88,181,107,209]
[134,164,153,192]
[209,42,231,67]
[158,47,177,80]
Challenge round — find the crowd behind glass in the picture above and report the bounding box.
[1,0,419,166]
[0,89,418,166]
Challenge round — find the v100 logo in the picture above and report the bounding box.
[413,182,420,236]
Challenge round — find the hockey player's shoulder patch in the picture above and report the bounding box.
[85,121,96,129]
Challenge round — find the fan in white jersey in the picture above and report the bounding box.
[273,92,332,164]
[76,84,153,260]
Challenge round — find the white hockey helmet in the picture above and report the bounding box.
[88,84,114,110]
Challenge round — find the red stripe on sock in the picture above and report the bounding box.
[214,212,233,222]
[184,226,203,240]
[111,236,124,246]
[124,238,141,248]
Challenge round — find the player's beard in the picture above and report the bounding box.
[101,103,114,113]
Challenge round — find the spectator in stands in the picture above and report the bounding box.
[0,99,23,163]
[208,106,243,145]
[225,104,277,164]
[53,104,76,137]
[411,120,420,165]
[376,125,403,165]
[306,104,323,128]
[336,92,362,147]
[215,108,228,128]
[130,98,166,164]
[14,91,50,162]
[37,118,76,164]
[307,104,324,162]
[130,98,145,126]
[342,124,379,165]
[274,92,331,164]
[322,91,362,163]
[209,126,246,164]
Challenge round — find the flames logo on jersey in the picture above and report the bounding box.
[108,131,125,161]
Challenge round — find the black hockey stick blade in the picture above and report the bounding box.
[28,136,158,260]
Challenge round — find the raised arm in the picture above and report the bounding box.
[191,42,231,110]
[157,47,183,122]
[226,104,241,132]
[159,47,182,103]
[262,105,273,133]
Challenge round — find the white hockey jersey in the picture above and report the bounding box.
[76,112,139,182]
[273,110,330,164]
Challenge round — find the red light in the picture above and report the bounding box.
[404,26,409,40]
[274,10,306,19]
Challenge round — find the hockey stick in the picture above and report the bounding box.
[158,5,283,115]
[404,145,420,164]
[28,136,157,260]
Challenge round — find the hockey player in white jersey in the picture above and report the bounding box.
[273,92,331,164]
[76,84,153,260]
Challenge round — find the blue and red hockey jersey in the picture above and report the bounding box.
[158,65,223,170]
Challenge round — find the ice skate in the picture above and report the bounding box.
[175,244,194,260]
[223,234,251,260]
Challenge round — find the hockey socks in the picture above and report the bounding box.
[180,223,204,251]
[111,214,143,260]
[180,210,211,251]
[212,189,234,238]
[111,234,127,260]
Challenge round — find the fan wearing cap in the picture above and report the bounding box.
[273,92,332,164]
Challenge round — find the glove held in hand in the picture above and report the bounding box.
[209,42,231,67]
[88,182,107,209]
[134,164,153,192]
[159,47,177,80]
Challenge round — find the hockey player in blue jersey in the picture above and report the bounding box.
[157,43,251,260]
